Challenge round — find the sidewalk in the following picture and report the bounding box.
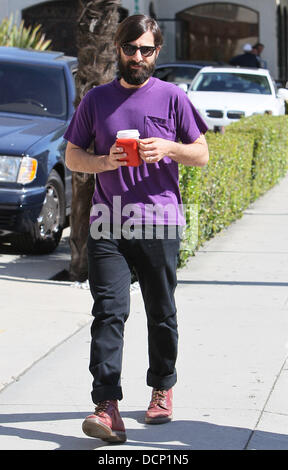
[0,173,288,450]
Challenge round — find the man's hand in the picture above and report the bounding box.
[103,143,128,171]
[138,137,171,163]
[138,134,209,167]
[65,141,128,174]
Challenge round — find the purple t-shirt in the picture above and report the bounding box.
[64,77,208,226]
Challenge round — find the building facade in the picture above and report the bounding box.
[0,0,287,83]
[153,0,288,84]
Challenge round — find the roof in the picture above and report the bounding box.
[0,46,77,65]
[156,61,223,68]
[197,66,270,75]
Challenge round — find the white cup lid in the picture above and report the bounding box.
[116,129,140,139]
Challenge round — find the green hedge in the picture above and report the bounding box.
[179,114,288,265]
[227,115,288,200]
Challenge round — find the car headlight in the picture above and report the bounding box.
[0,155,37,184]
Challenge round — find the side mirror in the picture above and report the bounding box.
[177,83,188,93]
[277,88,288,101]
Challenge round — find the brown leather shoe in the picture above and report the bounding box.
[145,388,173,424]
[82,400,126,442]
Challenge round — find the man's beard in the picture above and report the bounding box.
[118,55,156,85]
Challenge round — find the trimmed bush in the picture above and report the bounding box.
[199,131,253,241]
[179,114,288,265]
[226,115,288,200]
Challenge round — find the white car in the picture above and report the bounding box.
[186,66,288,130]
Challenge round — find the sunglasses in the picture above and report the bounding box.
[121,44,157,57]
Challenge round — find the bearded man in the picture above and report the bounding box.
[64,14,209,443]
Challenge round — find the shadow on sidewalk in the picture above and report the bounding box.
[0,410,288,450]
[0,230,71,281]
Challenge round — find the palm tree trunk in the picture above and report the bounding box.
[75,0,120,106]
[69,0,120,283]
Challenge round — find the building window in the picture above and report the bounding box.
[176,2,259,63]
[284,8,288,83]
[278,5,288,83]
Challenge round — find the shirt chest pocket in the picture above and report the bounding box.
[144,115,176,140]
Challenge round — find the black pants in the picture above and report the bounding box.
[87,227,180,403]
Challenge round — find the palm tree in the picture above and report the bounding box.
[74,0,120,106]
[69,0,120,283]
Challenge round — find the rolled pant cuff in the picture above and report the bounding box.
[146,370,177,390]
[91,386,123,404]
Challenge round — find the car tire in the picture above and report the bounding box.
[12,170,66,254]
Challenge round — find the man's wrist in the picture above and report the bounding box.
[93,154,110,173]
[167,141,181,160]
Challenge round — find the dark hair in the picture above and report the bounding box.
[114,14,163,47]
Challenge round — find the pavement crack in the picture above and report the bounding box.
[244,354,288,449]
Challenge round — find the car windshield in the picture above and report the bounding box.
[0,62,67,118]
[191,72,272,94]
[154,66,200,83]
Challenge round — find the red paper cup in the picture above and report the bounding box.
[116,129,141,167]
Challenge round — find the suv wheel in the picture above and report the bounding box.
[12,170,66,254]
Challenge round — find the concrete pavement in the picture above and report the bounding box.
[0,173,288,450]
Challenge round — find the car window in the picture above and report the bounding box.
[191,72,272,95]
[154,66,200,83]
[0,62,67,118]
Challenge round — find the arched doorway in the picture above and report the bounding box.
[22,1,128,57]
[22,0,79,56]
[176,2,259,63]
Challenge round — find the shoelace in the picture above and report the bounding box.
[94,400,111,415]
[150,389,168,408]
